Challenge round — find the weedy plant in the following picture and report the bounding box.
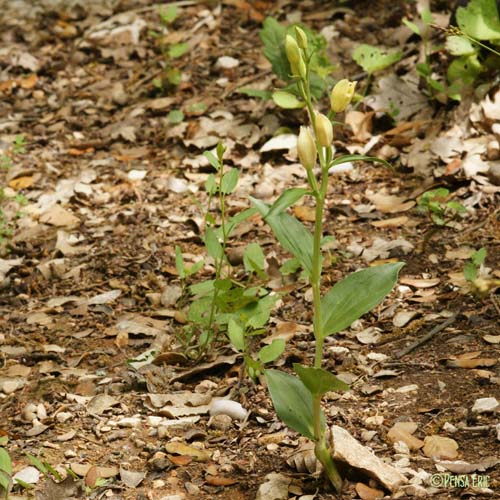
[1,135,27,247]
[149,4,189,96]
[417,187,466,250]
[176,144,284,379]
[403,0,500,101]
[249,28,404,492]
[445,0,500,94]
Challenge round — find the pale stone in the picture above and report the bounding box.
[330,425,407,492]
[256,473,291,500]
[472,397,499,414]
[422,435,459,460]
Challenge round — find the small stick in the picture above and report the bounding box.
[394,314,457,359]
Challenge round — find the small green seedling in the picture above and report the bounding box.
[417,188,467,251]
[418,188,466,226]
[251,28,403,493]
[150,4,189,91]
[402,9,465,102]
[464,247,487,282]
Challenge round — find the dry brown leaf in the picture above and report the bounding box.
[366,191,415,213]
[164,442,209,462]
[355,482,385,500]
[446,358,497,368]
[371,216,409,228]
[9,176,34,190]
[167,454,192,466]
[293,205,316,222]
[205,475,238,486]
[400,277,440,288]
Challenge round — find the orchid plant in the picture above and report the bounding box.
[250,28,404,492]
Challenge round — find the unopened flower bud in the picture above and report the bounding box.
[297,126,317,170]
[285,35,301,67]
[330,79,357,113]
[295,26,308,50]
[315,112,333,147]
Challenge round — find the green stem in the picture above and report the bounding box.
[299,73,343,493]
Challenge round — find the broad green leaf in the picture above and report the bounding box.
[236,88,273,100]
[203,150,221,171]
[189,279,214,296]
[221,168,239,194]
[187,296,212,325]
[175,246,186,279]
[187,260,203,277]
[352,44,403,74]
[214,278,232,291]
[445,35,476,56]
[421,8,435,25]
[168,42,189,59]
[259,17,289,81]
[243,243,266,274]
[267,188,309,218]
[204,226,224,261]
[251,197,313,277]
[166,68,182,85]
[167,110,184,124]
[187,102,208,114]
[0,448,11,475]
[259,339,285,363]
[472,247,487,266]
[456,0,500,40]
[293,364,349,396]
[447,54,482,85]
[402,18,421,36]
[321,262,404,338]
[225,208,258,237]
[463,262,478,281]
[245,294,278,329]
[228,318,245,351]
[280,257,302,275]
[272,90,305,109]
[205,173,217,195]
[159,4,177,24]
[265,369,319,440]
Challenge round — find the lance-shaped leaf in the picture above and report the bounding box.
[328,154,391,170]
[293,364,349,396]
[251,196,313,277]
[266,188,309,218]
[266,369,322,440]
[321,262,404,339]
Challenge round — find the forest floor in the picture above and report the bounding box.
[0,0,499,499]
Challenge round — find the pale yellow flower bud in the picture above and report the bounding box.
[295,26,308,50]
[315,112,333,147]
[285,35,301,67]
[297,126,317,170]
[286,34,307,79]
[330,79,357,113]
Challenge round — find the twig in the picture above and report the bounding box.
[394,314,457,359]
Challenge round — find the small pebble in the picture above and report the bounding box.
[472,397,499,414]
